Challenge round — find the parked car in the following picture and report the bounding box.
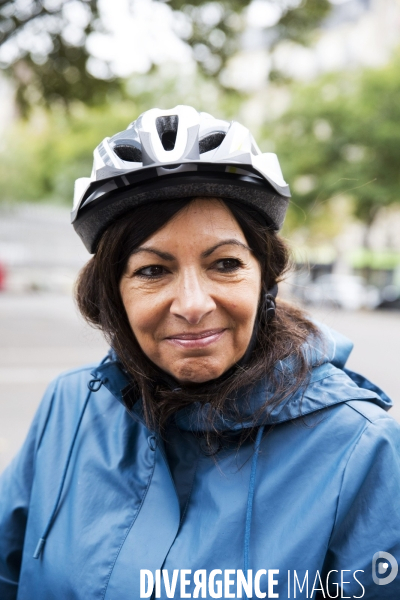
[303,274,380,310]
[377,284,400,309]
[0,262,6,292]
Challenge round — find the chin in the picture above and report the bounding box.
[170,359,228,384]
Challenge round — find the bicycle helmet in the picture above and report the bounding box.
[72,105,290,253]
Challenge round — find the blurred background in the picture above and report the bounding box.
[1,0,400,470]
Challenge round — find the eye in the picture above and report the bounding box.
[134,265,169,278]
[214,258,244,272]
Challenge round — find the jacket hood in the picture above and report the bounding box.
[92,321,392,433]
[28,320,395,567]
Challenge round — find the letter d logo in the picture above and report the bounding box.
[372,551,398,585]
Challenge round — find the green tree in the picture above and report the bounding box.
[0,0,120,113]
[263,56,400,245]
[0,0,331,113]
[0,68,239,204]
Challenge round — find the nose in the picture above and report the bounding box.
[170,269,216,325]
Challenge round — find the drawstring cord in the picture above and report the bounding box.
[32,351,266,576]
[244,425,265,591]
[33,377,103,559]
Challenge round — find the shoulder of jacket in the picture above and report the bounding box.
[53,361,105,385]
[45,359,111,407]
[344,398,400,427]
[309,401,400,464]
[36,358,125,441]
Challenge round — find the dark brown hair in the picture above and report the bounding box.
[75,197,320,440]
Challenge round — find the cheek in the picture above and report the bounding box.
[223,283,261,329]
[123,292,166,340]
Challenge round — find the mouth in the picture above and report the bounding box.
[165,328,226,349]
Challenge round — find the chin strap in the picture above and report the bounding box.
[264,283,278,323]
[235,283,278,370]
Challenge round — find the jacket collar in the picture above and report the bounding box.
[91,322,392,432]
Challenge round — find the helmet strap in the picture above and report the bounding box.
[264,283,278,323]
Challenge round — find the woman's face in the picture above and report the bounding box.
[120,198,262,383]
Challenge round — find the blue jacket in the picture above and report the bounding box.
[1,324,400,599]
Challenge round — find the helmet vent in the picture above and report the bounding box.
[199,132,226,154]
[156,115,179,151]
[113,144,142,163]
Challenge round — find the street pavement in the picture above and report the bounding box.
[0,292,399,472]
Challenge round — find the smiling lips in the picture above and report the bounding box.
[165,329,226,349]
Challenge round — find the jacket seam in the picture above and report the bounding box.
[36,379,60,452]
[179,452,200,527]
[344,400,391,424]
[22,379,61,530]
[35,362,105,452]
[326,420,372,549]
[100,452,157,600]
[272,396,379,425]
[35,366,100,464]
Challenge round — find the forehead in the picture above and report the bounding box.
[143,198,247,246]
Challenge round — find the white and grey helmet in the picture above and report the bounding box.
[72,105,290,253]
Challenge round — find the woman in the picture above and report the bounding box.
[1,106,399,600]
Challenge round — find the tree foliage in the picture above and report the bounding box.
[0,0,122,113]
[0,0,331,113]
[0,69,238,204]
[3,53,400,242]
[263,56,400,239]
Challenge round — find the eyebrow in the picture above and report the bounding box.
[131,239,251,261]
[130,247,175,261]
[201,239,251,258]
